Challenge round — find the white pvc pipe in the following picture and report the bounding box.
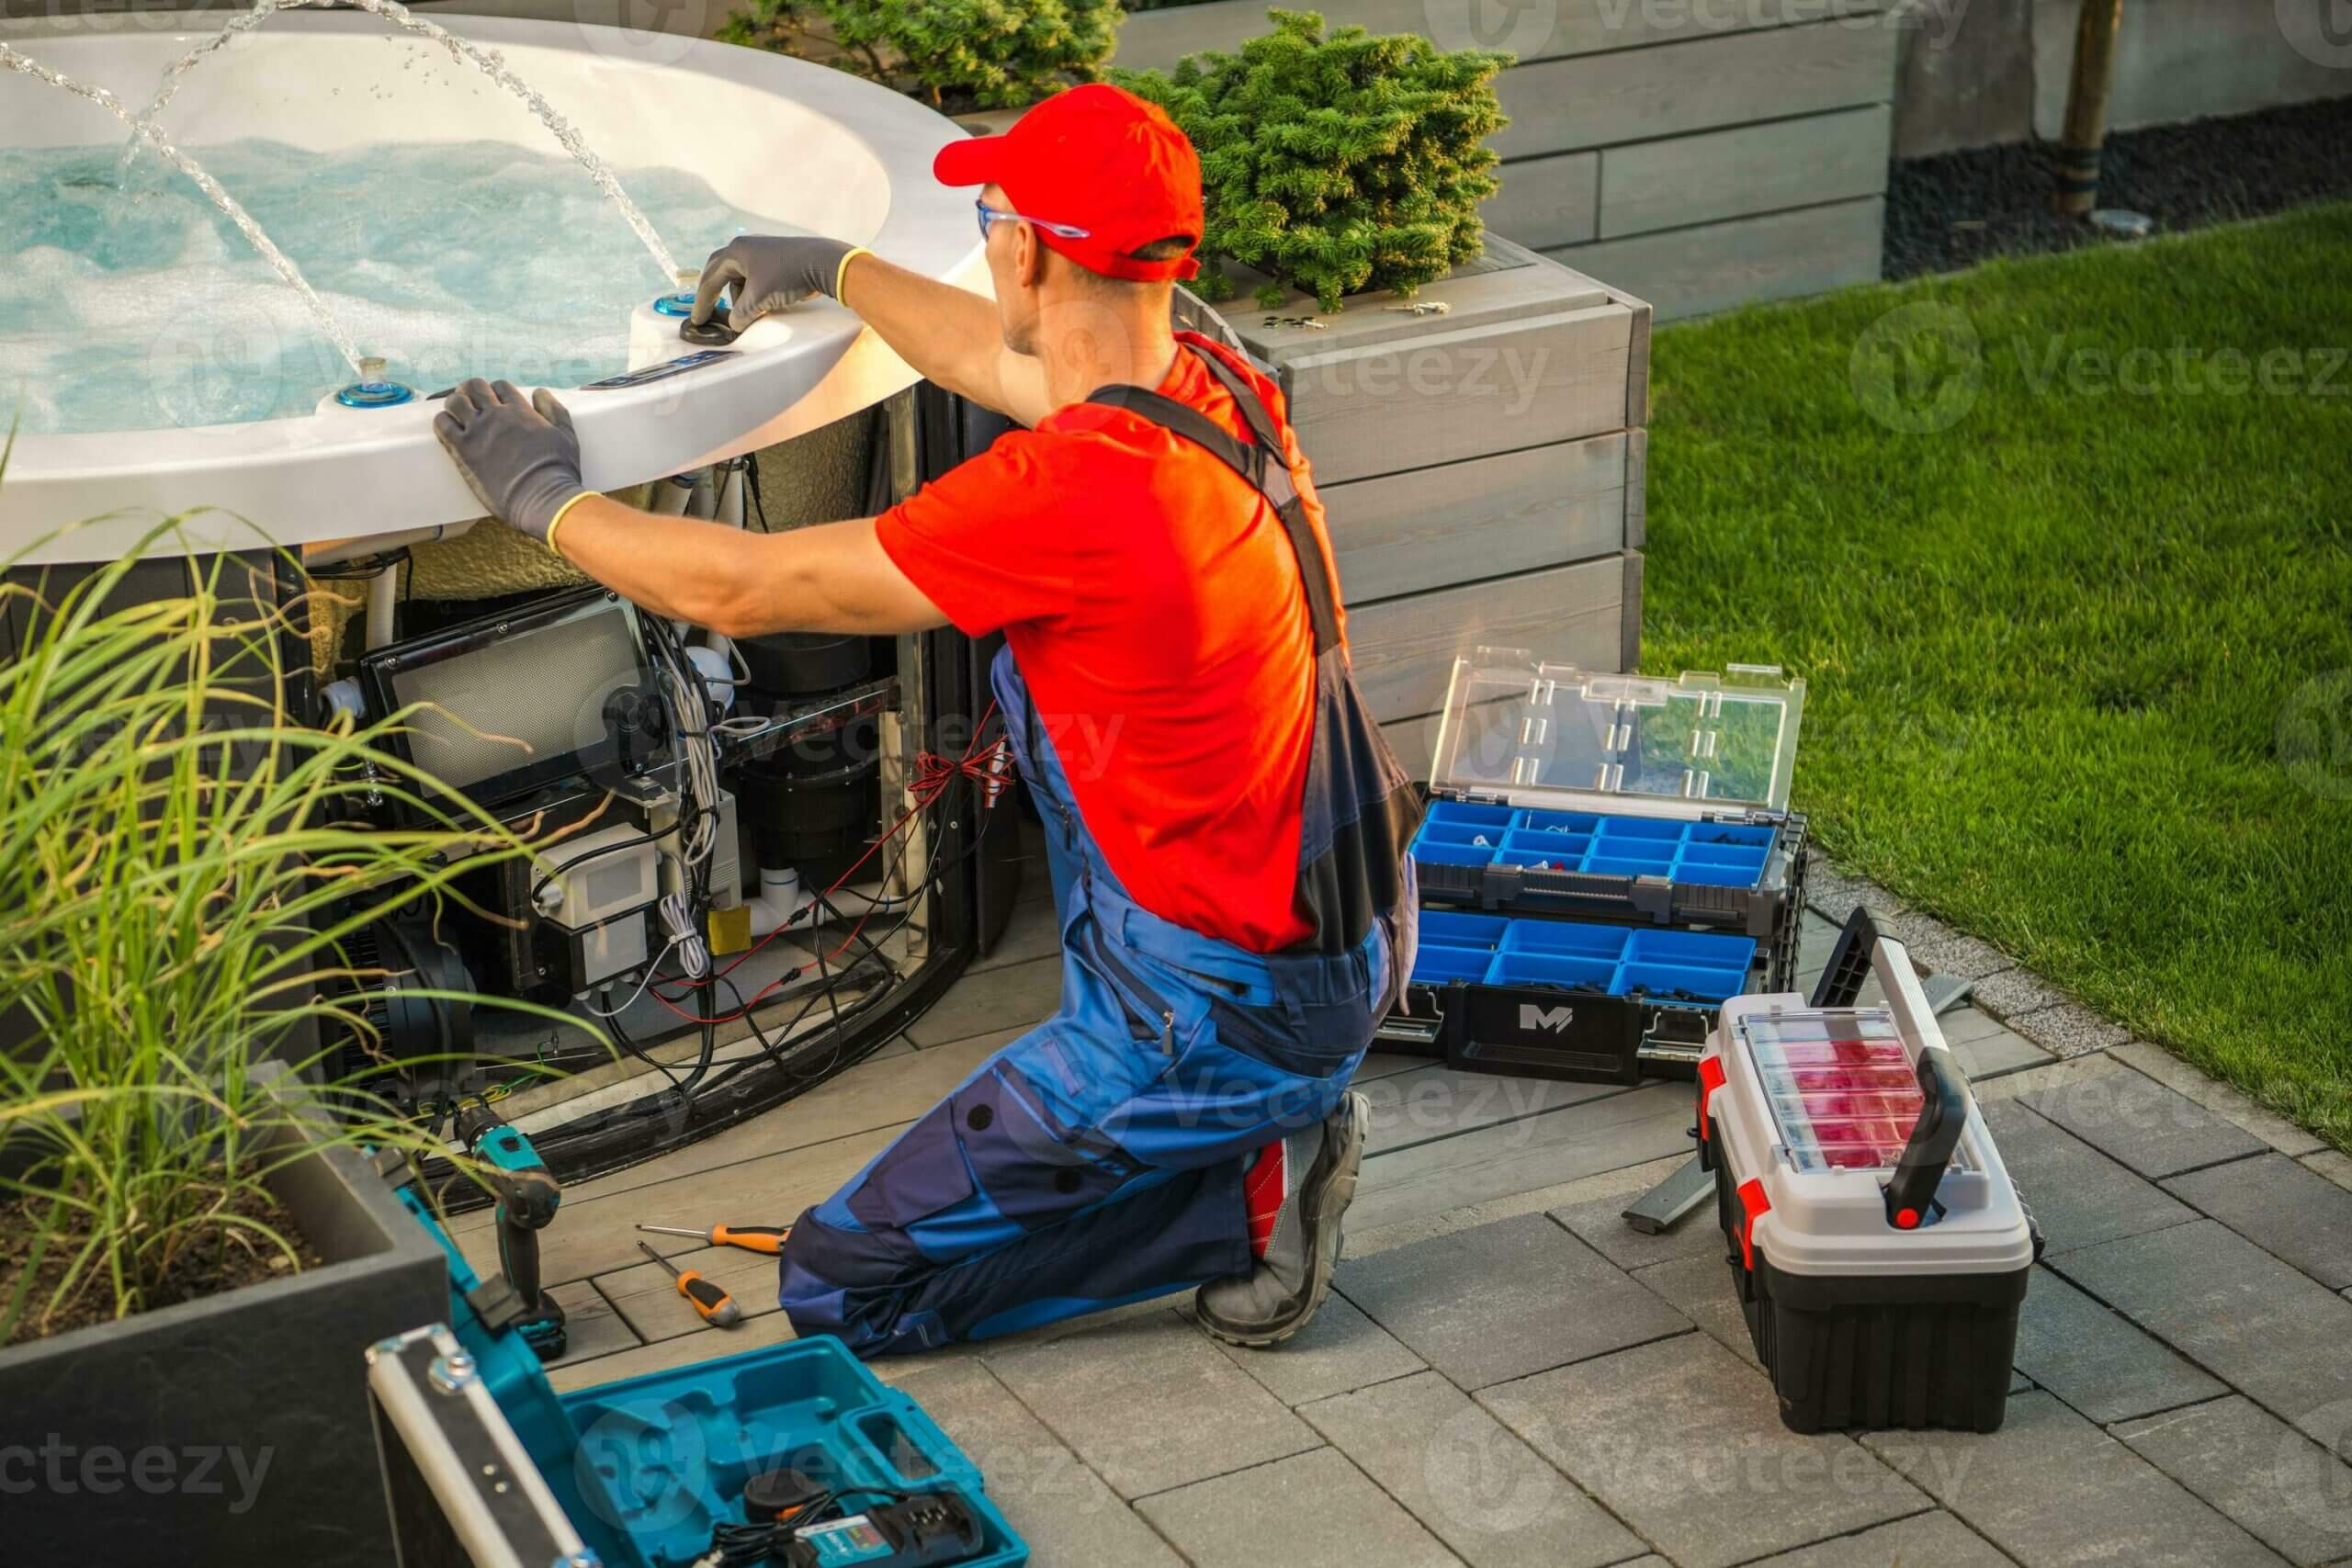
[302,519,475,570]
[365,562,398,649]
[650,474,698,516]
[744,864,817,938]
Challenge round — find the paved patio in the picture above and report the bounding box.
[453,833,2352,1568]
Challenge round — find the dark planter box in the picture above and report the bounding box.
[0,1122,446,1565]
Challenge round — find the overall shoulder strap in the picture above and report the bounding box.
[1085,344,1341,654]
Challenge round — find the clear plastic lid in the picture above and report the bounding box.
[1736,1008,1961,1175]
[1428,649,1805,816]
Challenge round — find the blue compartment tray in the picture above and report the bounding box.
[1414,908,1758,1006]
[1413,801,1777,889]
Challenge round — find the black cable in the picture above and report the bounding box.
[605,1009,684,1092]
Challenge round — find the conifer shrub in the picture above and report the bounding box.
[1116,9,1509,310]
[720,0,1120,110]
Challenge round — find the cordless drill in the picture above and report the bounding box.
[455,1099,567,1360]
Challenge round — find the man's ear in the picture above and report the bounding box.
[1016,223,1049,291]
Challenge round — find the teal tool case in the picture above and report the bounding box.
[372,1188,1030,1568]
[1382,649,1807,1084]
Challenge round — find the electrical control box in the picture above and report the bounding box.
[1381,649,1808,1082]
[1698,931,2037,1433]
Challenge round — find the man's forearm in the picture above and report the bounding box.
[838,253,1049,424]
[546,496,753,627]
[547,496,948,637]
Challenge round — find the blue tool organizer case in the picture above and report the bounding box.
[386,1189,1029,1568]
[1382,651,1807,1084]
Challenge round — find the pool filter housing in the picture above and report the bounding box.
[1699,930,2037,1433]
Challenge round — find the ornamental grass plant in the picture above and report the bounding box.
[0,515,584,1344]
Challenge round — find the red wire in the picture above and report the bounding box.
[646,700,1005,1027]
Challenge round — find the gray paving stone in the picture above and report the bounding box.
[1954,1023,2055,1081]
[2114,1043,2329,1158]
[1299,1370,1645,1568]
[2164,1153,2352,1290]
[1352,1082,1694,1235]
[1864,1392,2281,1568]
[1479,1336,1923,1568]
[2116,1394,2352,1567]
[1980,1100,2199,1257]
[1135,1447,1461,1568]
[1746,1509,2018,1567]
[2009,1266,2226,1423]
[1549,1185,1729,1272]
[1338,1212,1690,1391]
[984,1307,1319,1499]
[2052,1220,2352,1442]
[1970,965,2067,1021]
[1630,1253,1761,1371]
[1362,1064,1618,1156]
[1194,1290,1425,1407]
[2004,1003,2132,1058]
[884,1359,1187,1568]
[2023,1065,2269,1179]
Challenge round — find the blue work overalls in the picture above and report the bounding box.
[777,341,1423,1356]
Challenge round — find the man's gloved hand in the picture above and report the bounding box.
[692,235,856,329]
[433,378,587,545]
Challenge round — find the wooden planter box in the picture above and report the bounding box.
[1116,0,1900,320]
[1175,236,1650,781]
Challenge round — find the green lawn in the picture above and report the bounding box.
[1642,202,2352,1149]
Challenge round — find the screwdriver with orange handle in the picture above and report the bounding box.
[636,1222,789,1256]
[636,1240,742,1327]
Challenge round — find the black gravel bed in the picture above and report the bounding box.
[1884,93,2352,280]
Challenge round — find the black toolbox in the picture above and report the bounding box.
[1699,914,2038,1433]
[1379,649,1808,1085]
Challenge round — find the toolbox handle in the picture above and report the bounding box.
[1871,934,1976,1228]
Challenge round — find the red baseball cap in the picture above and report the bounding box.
[934,84,1203,282]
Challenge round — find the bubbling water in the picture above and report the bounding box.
[120,0,682,282]
[0,40,365,375]
[0,139,769,435]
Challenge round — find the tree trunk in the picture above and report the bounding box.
[2054,0,2123,216]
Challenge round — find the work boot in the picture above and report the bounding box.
[1195,1091,1367,1348]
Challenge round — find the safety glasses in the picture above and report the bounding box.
[976,199,1091,243]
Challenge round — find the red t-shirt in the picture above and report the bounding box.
[875,334,1345,953]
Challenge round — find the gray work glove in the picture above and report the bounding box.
[691,235,855,329]
[433,378,586,544]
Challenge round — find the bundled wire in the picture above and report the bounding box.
[644,700,1007,1027]
[642,613,724,874]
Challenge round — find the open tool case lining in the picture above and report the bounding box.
[382,1190,1029,1567]
[1383,651,1807,1083]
